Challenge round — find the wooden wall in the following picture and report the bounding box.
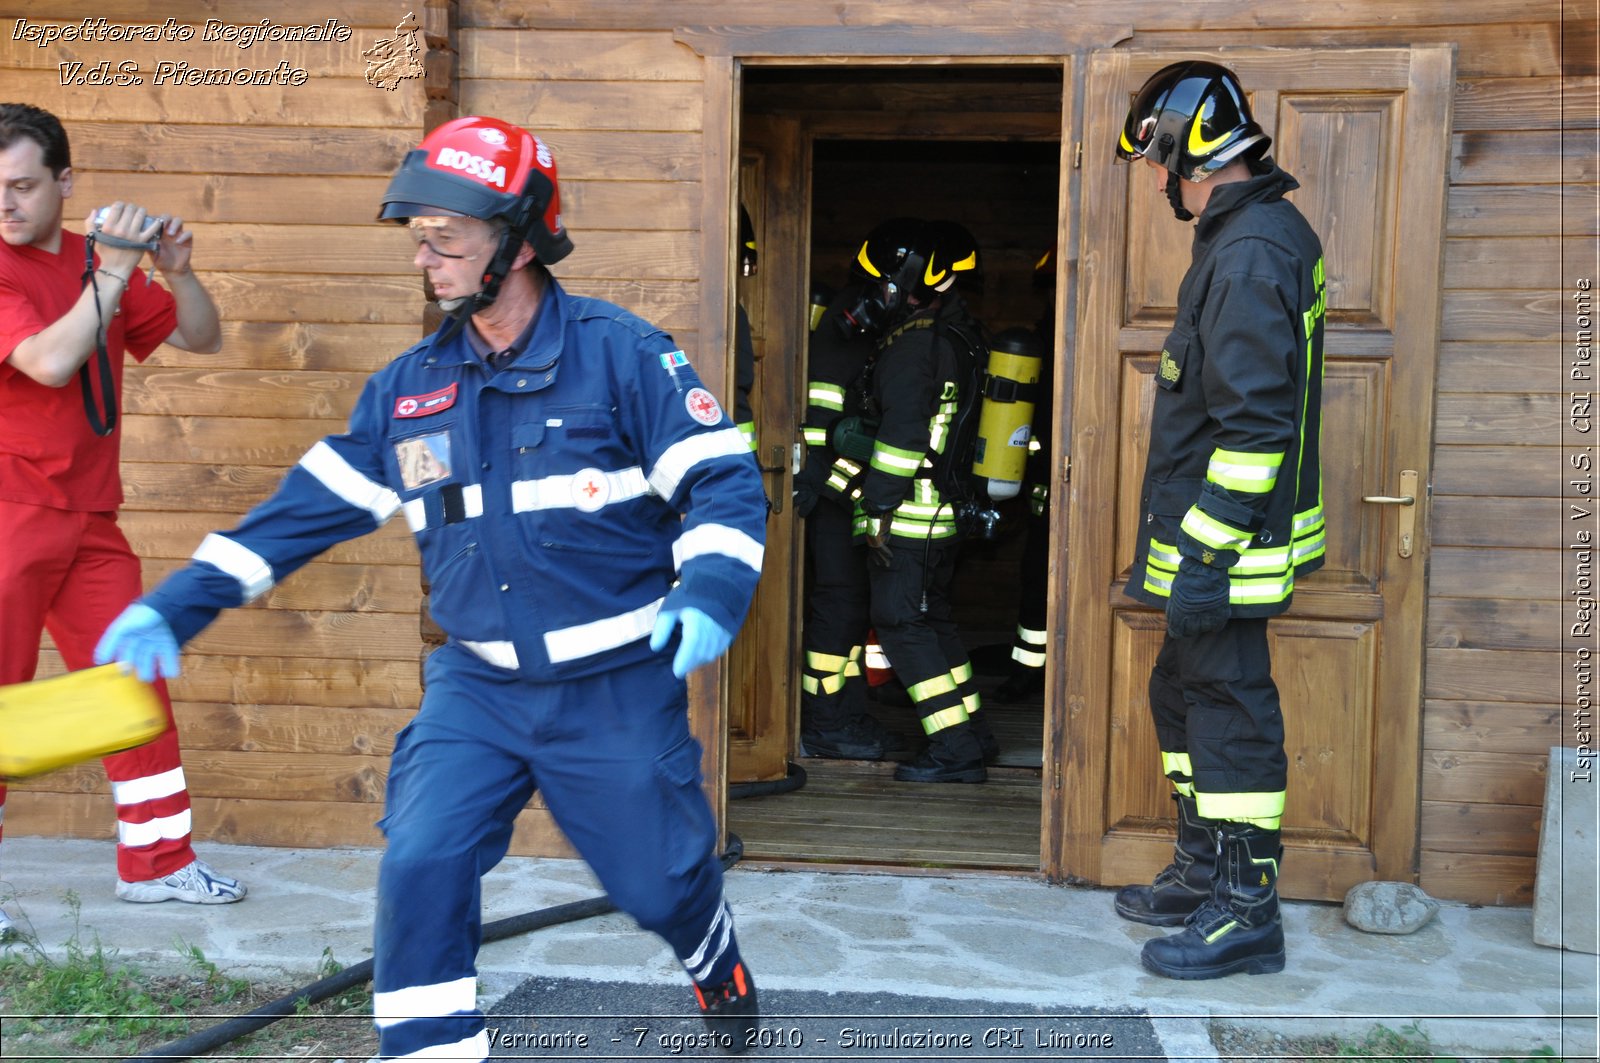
[451,0,1594,904]
[5,0,1594,903]
[5,1,435,850]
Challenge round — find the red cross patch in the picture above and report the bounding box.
[394,383,458,419]
[571,467,610,512]
[685,387,723,426]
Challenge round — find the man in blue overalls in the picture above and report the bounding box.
[97,116,769,1059]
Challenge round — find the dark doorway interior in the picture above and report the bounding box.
[730,66,1062,872]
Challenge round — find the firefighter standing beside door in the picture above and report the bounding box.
[1111,61,1327,980]
[839,218,1000,784]
[96,116,768,1057]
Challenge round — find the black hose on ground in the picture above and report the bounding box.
[125,839,746,1062]
[727,760,807,800]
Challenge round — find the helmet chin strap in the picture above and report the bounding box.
[1165,171,1195,222]
[431,226,526,347]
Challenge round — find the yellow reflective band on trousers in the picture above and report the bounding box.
[908,673,958,703]
[920,704,970,735]
[1196,790,1285,830]
[803,426,828,447]
[1161,751,1194,782]
[807,650,849,672]
[1012,645,1047,668]
[1206,448,1283,495]
[804,649,853,695]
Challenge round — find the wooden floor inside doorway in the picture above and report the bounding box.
[728,662,1044,872]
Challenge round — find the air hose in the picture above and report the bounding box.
[727,761,807,800]
[125,837,748,1063]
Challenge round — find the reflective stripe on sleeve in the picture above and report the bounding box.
[648,429,751,500]
[299,440,401,524]
[673,523,765,573]
[1179,505,1253,553]
[869,441,925,477]
[1206,449,1283,495]
[808,383,845,411]
[192,533,275,602]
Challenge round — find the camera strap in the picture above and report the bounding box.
[78,234,120,437]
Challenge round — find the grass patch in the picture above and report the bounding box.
[0,894,376,1061]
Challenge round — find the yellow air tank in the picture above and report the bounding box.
[972,328,1045,501]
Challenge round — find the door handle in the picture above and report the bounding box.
[765,443,788,514]
[1362,469,1418,558]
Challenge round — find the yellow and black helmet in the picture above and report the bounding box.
[927,220,983,293]
[1116,61,1269,182]
[738,204,758,277]
[842,217,934,337]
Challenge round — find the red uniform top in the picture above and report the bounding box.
[0,232,176,511]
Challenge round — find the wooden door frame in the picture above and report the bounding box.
[685,32,1118,863]
[1065,45,1454,891]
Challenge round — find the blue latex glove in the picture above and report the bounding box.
[94,603,180,683]
[649,606,733,679]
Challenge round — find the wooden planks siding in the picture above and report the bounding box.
[4,0,1592,903]
[3,1,434,851]
[451,0,1591,903]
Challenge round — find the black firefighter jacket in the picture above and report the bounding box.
[1126,162,1329,618]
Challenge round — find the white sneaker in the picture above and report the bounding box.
[115,859,247,904]
[0,906,14,939]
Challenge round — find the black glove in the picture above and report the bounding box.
[864,511,894,567]
[1165,556,1231,639]
[792,481,818,518]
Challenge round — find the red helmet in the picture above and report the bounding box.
[379,115,573,265]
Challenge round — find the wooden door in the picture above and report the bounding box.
[727,113,808,783]
[1061,46,1454,899]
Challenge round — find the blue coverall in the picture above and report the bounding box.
[140,275,768,1060]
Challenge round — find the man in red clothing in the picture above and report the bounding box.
[0,103,244,933]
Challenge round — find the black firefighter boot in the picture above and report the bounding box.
[1140,823,1287,980]
[1113,792,1216,926]
[894,720,987,783]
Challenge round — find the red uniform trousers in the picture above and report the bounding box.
[0,500,195,881]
